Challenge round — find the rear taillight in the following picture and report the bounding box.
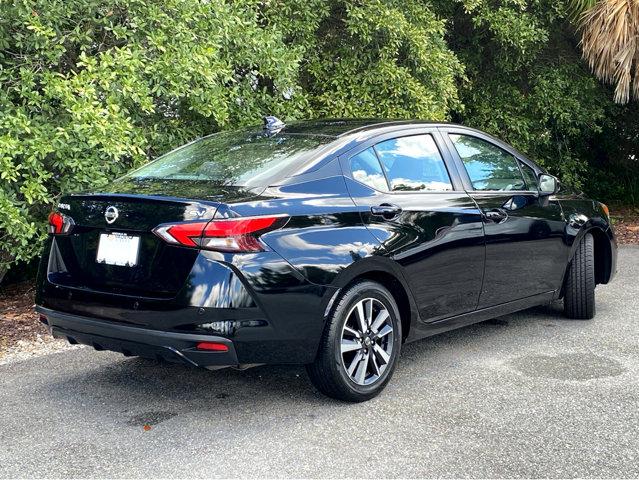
[153,215,287,253]
[48,212,74,234]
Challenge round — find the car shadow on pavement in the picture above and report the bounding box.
[34,303,569,424]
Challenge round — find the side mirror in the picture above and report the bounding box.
[538,174,559,196]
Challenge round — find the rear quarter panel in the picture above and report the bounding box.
[205,173,410,361]
[218,175,386,287]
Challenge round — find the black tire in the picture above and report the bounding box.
[306,280,402,402]
[564,233,596,320]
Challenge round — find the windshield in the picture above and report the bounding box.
[125,129,334,187]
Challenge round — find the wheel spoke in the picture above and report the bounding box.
[347,351,362,376]
[343,326,361,339]
[370,309,389,333]
[354,351,369,384]
[366,299,373,327]
[341,339,361,354]
[355,301,368,333]
[371,354,381,376]
[376,324,393,339]
[373,344,390,365]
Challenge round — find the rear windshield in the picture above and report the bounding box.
[126,129,334,187]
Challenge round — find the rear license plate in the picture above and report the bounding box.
[96,233,140,267]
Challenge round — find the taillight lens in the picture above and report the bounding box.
[153,215,287,253]
[196,342,229,352]
[48,212,74,234]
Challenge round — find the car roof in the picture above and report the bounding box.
[283,118,450,137]
[272,118,543,184]
[273,119,454,176]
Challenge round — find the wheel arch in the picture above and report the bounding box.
[325,258,419,342]
[562,226,614,294]
[589,227,614,285]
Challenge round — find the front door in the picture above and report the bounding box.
[342,130,485,322]
[443,130,568,308]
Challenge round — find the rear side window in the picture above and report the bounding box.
[349,148,388,191]
[449,134,526,191]
[374,135,453,192]
[519,161,538,190]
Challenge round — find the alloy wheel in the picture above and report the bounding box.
[340,297,394,386]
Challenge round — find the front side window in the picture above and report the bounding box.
[519,161,538,191]
[373,135,453,192]
[449,134,526,191]
[349,148,389,191]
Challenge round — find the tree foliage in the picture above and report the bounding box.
[443,0,613,186]
[263,0,464,118]
[0,0,637,279]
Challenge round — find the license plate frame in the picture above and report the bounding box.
[96,232,140,267]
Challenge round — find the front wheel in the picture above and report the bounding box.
[306,280,402,402]
[564,233,596,320]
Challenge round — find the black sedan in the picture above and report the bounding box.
[36,118,617,402]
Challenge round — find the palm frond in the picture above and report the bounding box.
[567,0,599,20]
[579,0,639,103]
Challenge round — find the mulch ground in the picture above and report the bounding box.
[1,207,637,353]
[611,206,639,245]
[0,281,48,353]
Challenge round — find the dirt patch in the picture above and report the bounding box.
[0,280,47,351]
[0,281,79,363]
[611,206,639,245]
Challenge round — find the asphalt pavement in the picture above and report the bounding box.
[1,246,638,478]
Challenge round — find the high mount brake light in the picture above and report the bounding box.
[153,215,287,253]
[48,212,74,234]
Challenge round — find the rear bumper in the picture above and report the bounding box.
[36,306,240,368]
[36,244,336,365]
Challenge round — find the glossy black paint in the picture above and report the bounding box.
[465,192,567,307]
[36,119,617,368]
[346,181,485,322]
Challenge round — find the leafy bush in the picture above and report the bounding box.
[263,0,463,118]
[447,0,637,196]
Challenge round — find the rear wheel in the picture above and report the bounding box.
[564,233,596,320]
[306,281,402,402]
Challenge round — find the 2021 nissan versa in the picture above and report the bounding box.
[36,118,617,402]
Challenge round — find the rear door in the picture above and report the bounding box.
[341,128,485,322]
[441,128,567,307]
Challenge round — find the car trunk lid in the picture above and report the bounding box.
[47,180,263,298]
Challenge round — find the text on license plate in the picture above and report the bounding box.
[96,233,140,267]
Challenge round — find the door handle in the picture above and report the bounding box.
[371,203,402,220]
[484,208,508,223]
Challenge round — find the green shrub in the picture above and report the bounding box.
[262,0,464,119]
